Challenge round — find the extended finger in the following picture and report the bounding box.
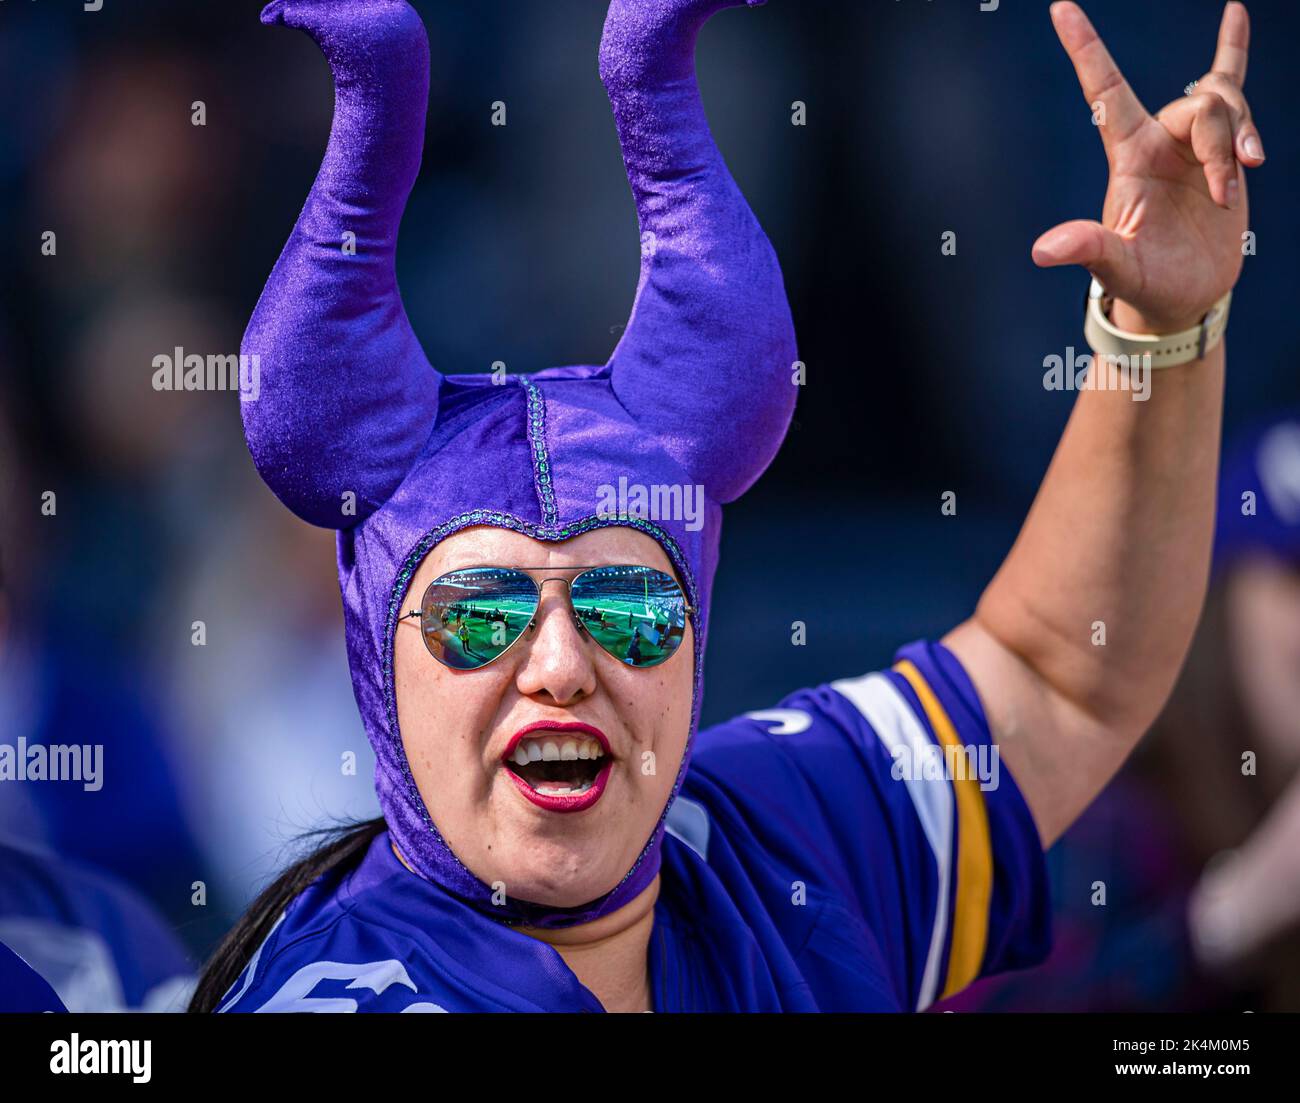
[1051,2,1149,152]
[1210,1,1250,87]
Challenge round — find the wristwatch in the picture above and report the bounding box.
[1084,277,1232,368]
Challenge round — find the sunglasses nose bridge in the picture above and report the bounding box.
[528,576,582,632]
[535,576,575,594]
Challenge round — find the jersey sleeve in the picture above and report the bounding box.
[682,638,1051,1010]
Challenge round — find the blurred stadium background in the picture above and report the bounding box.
[0,0,1295,1004]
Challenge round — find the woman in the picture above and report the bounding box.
[192,0,1263,1012]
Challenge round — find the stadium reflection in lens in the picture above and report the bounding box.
[420,568,538,670]
[571,565,688,668]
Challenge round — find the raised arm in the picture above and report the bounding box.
[242,0,440,529]
[601,0,797,503]
[946,2,1264,848]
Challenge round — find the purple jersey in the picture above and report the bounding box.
[0,940,67,1013]
[0,840,195,1012]
[218,640,1050,1012]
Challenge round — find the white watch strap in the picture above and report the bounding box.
[1083,278,1232,369]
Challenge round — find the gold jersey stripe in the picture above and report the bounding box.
[893,659,993,998]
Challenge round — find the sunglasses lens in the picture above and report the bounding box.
[419,568,537,670]
[570,566,689,668]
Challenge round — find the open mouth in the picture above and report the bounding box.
[500,724,614,812]
[505,734,608,797]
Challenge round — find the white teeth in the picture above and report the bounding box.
[509,734,609,765]
[535,780,594,797]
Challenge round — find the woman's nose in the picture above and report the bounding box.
[514,590,598,705]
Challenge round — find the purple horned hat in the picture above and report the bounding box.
[243,0,796,927]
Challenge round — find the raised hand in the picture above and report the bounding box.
[1033,2,1261,334]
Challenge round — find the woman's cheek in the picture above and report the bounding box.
[646,671,690,793]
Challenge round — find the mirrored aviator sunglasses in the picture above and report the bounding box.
[401,565,692,672]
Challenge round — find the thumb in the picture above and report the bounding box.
[1032,219,1142,301]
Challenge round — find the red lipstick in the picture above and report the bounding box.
[501,721,613,814]
[502,721,612,760]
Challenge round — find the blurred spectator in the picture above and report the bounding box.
[1,397,194,1012]
[0,838,194,1013]
[160,478,378,908]
[943,413,1300,1012]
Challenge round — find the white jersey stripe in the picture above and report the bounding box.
[830,672,952,1011]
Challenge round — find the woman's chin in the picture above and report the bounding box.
[489,838,630,910]
[513,878,616,910]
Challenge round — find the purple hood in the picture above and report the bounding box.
[242,0,796,927]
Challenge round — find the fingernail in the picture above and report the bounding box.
[1243,135,1264,161]
[1227,178,1240,208]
